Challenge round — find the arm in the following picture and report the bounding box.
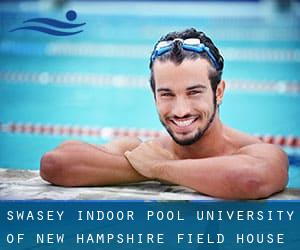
[40,137,147,186]
[125,142,288,199]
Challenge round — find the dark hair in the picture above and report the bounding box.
[149,28,224,96]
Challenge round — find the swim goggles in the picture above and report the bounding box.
[150,38,221,70]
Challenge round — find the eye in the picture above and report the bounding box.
[160,92,174,97]
[188,90,201,96]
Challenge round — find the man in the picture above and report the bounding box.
[40,28,288,199]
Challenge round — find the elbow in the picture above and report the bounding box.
[232,163,288,200]
[40,151,72,186]
[224,174,266,200]
[40,152,52,181]
[239,177,270,200]
[240,179,285,200]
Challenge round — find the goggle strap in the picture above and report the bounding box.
[151,40,220,70]
[182,44,219,70]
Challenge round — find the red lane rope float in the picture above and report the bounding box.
[0,122,299,148]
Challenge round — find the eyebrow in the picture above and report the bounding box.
[157,88,172,92]
[186,84,207,91]
[156,84,207,93]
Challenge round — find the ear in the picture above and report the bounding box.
[153,91,157,101]
[216,80,225,105]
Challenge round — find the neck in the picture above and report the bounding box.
[172,114,227,159]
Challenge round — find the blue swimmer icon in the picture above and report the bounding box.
[9,10,85,36]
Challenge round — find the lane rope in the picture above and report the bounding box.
[0,122,299,148]
[1,71,300,94]
[1,41,300,61]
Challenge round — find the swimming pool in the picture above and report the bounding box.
[0,1,299,188]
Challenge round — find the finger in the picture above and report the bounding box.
[147,140,160,147]
[124,151,131,157]
[145,141,162,153]
[124,151,134,162]
[147,140,169,154]
[147,140,155,146]
[152,144,177,160]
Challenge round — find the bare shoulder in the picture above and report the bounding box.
[237,143,288,165]
[226,126,288,165]
[225,126,262,148]
[102,137,142,155]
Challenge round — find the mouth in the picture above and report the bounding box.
[169,116,199,132]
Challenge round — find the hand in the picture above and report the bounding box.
[124,140,177,179]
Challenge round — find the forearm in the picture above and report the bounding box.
[155,155,275,199]
[40,142,147,186]
[58,153,147,187]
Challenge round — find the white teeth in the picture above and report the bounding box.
[173,118,195,127]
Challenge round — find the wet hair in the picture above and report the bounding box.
[149,28,224,97]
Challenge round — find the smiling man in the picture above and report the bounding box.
[40,28,288,199]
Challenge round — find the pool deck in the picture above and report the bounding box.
[1,168,300,200]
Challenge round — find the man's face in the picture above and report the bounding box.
[153,58,216,146]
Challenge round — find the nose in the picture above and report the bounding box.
[172,96,192,118]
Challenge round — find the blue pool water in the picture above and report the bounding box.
[0,1,299,188]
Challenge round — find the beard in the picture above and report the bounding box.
[159,101,217,146]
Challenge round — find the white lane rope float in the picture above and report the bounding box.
[1,41,300,61]
[0,71,299,94]
[46,43,300,62]
[0,122,299,148]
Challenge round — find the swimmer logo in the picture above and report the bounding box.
[9,10,85,36]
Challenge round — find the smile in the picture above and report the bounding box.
[170,117,199,128]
